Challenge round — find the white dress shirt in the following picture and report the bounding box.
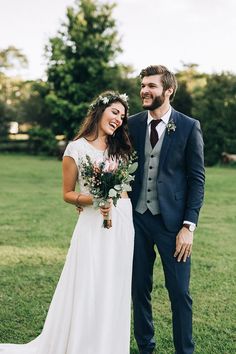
[147,107,171,139]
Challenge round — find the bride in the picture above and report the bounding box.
[0,91,135,354]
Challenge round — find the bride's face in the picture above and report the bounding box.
[98,102,125,136]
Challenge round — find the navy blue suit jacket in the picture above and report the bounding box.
[128,108,205,232]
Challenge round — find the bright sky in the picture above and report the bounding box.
[0,0,235,79]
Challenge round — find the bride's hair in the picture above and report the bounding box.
[74,91,133,158]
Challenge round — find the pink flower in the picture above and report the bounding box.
[103,157,119,172]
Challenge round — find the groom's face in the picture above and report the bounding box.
[140,74,166,110]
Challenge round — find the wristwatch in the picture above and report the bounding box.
[183,223,196,232]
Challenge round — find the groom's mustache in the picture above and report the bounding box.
[141,94,153,99]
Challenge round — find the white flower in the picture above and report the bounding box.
[119,93,129,102]
[166,119,176,134]
[102,96,110,104]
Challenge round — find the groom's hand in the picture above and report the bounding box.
[174,228,193,262]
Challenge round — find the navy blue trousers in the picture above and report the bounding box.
[132,210,194,354]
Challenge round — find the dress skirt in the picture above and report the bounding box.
[0,199,134,354]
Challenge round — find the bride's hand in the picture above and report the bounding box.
[76,206,83,214]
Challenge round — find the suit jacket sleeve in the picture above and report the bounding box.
[184,120,205,224]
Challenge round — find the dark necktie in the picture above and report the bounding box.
[150,119,162,148]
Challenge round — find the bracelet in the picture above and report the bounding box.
[75,193,82,207]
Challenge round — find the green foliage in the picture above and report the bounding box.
[19,80,52,126]
[173,63,207,117]
[0,155,235,353]
[0,73,22,136]
[1,26,236,167]
[28,126,58,156]
[45,0,125,139]
[172,64,236,166]
[0,46,28,74]
[193,72,236,165]
[0,99,10,137]
[0,47,51,129]
[100,65,143,115]
[0,140,28,153]
[0,73,40,134]
[172,80,193,116]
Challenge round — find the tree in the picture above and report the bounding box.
[173,63,207,116]
[172,80,193,116]
[45,0,127,140]
[193,72,236,165]
[0,46,28,75]
[0,47,28,137]
[18,80,51,126]
[100,64,142,115]
[0,99,10,137]
[0,73,21,137]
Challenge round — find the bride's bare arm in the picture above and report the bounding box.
[62,156,93,206]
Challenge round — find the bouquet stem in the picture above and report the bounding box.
[100,200,112,229]
[103,213,112,229]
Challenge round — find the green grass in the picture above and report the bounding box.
[0,154,235,353]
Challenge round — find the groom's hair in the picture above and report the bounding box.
[140,65,178,101]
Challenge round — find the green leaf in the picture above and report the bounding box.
[124,175,135,183]
[128,162,138,174]
[122,184,132,192]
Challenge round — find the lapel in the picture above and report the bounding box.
[158,108,178,175]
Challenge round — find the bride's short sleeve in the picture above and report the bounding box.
[63,141,79,166]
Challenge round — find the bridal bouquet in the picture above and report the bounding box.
[80,153,137,229]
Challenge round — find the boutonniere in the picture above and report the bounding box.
[166,119,176,134]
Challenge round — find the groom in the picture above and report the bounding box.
[128,65,205,354]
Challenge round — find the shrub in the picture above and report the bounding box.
[28,127,58,156]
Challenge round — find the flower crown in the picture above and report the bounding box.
[90,93,129,110]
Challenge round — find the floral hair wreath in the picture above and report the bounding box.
[89,93,129,111]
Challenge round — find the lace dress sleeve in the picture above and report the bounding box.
[63,141,79,166]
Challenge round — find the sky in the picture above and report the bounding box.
[0,0,235,80]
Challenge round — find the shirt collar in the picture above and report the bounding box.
[147,106,172,125]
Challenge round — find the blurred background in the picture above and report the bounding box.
[0,0,236,165]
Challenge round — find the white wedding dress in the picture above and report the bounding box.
[0,138,134,354]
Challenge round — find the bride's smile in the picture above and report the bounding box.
[98,102,125,136]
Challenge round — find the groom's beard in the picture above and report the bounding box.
[142,92,165,111]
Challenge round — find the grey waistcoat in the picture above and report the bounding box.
[135,127,165,215]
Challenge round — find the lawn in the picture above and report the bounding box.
[0,154,235,353]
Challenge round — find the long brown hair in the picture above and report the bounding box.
[74,91,132,158]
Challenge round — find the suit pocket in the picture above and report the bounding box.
[175,190,185,200]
